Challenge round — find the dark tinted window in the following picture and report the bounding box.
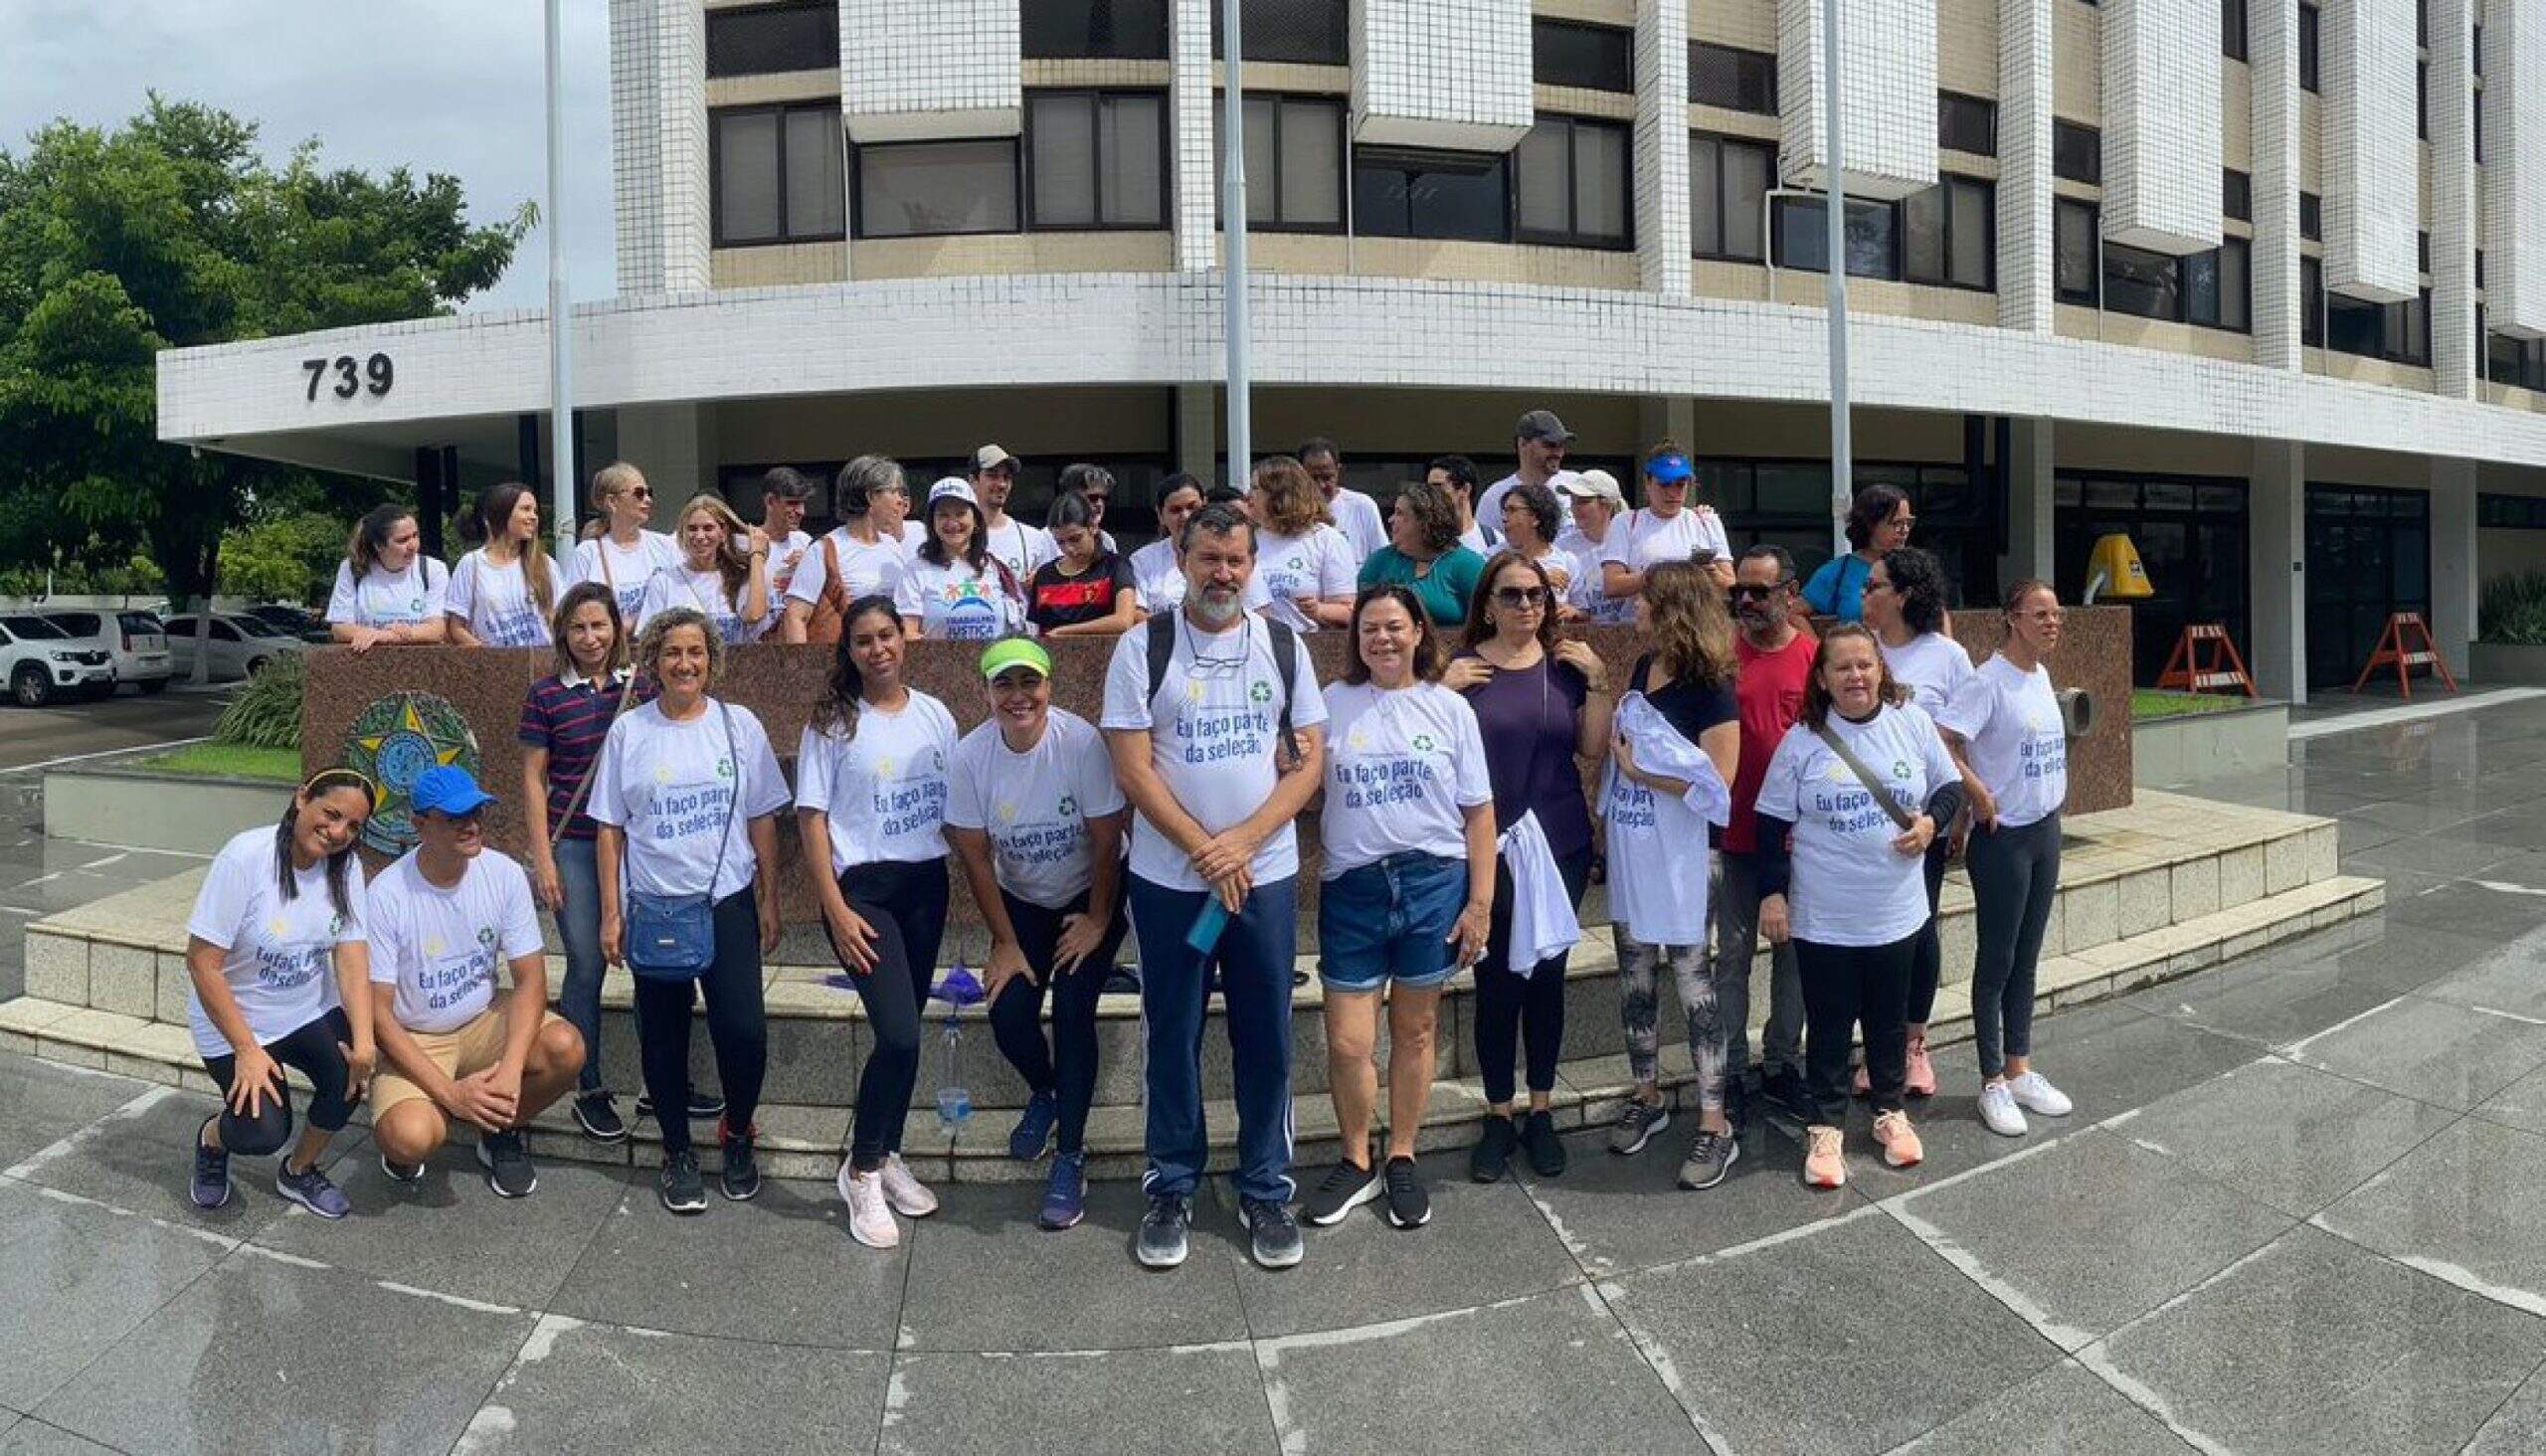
[1213,0,1348,65]
[1514,116,1632,248]
[1774,194,1899,278]
[1938,92,1997,155]
[2302,255,2324,344]
[855,139,1021,238]
[1026,91,1168,229]
[2299,3,2320,90]
[1690,43,1778,114]
[1534,21,1633,92]
[2223,169,2252,222]
[1218,93,1347,230]
[2223,0,2248,59]
[46,614,102,637]
[2102,243,2183,321]
[119,613,163,637]
[1353,148,1509,242]
[2298,192,2321,240]
[1690,132,1774,261]
[1023,0,1170,59]
[1,616,67,639]
[706,3,838,78]
[2056,198,2098,301]
[713,104,846,245]
[2054,120,2100,183]
[1902,175,1993,289]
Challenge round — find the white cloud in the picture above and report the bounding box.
[1,0,616,311]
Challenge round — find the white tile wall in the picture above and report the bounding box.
[2250,0,2304,369]
[1635,0,1691,295]
[613,0,710,294]
[838,0,1021,141]
[2489,0,2546,336]
[2099,0,2223,254]
[1998,0,2055,331]
[2321,0,2421,301]
[1171,0,1218,272]
[1776,0,1938,201]
[2429,0,2478,395]
[1353,0,1533,150]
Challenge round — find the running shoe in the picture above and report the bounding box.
[190,1120,231,1210]
[1977,1081,2029,1138]
[659,1150,707,1214]
[1381,1157,1430,1229]
[1872,1110,1924,1169]
[476,1129,538,1198]
[1802,1126,1847,1189]
[275,1159,351,1219]
[1468,1114,1518,1183]
[836,1162,897,1247]
[1521,1109,1568,1177]
[1243,1197,1304,1269]
[1038,1152,1087,1231]
[1008,1090,1059,1162]
[2007,1071,2074,1118]
[718,1120,761,1201]
[1136,1190,1191,1268]
[1302,1159,1381,1226]
[1609,1099,1671,1156]
[1677,1130,1739,1190]
[880,1153,939,1216]
[573,1091,629,1144]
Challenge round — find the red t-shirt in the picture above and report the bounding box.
[1724,629,1818,854]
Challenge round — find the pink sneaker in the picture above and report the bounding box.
[1803,1126,1847,1188]
[1873,1110,1924,1169]
[1851,1058,1871,1098]
[1905,1033,1937,1099]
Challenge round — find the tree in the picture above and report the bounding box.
[0,96,526,641]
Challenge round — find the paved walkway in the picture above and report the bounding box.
[4,702,2546,1454]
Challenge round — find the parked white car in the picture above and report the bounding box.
[43,610,173,694]
[161,614,307,683]
[0,614,116,706]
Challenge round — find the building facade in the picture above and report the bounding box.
[158,0,2546,697]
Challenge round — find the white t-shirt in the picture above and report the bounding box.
[764,528,816,601]
[785,527,910,613]
[1598,507,1732,576]
[1458,522,1498,557]
[183,827,367,1058]
[567,531,682,624]
[1601,693,1733,946]
[1937,654,2070,828]
[793,691,960,875]
[444,549,555,648]
[365,849,545,1035]
[636,565,773,644]
[1329,488,1388,562]
[1753,703,1962,947]
[1882,632,1979,720]
[1557,528,1634,624]
[981,517,1056,584]
[326,557,449,630]
[1129,540,1272,616]
[896,557,1023,641]
[587,699,793,901]
[1318,681,1493,877]
[1100,615,1330,891]
[1254,524,1359,635]
[944,707,1128,908]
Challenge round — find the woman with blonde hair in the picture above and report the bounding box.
[569,462,682,623]
[1248,455,1357,633]
[446,481,558,647]
[636,493,774,643]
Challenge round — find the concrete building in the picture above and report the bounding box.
[157,0,2546,697]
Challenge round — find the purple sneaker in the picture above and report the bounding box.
[274,1159,351,1220]
[190,1120,232,1210]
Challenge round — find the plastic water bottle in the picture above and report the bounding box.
[933,961,982,1133]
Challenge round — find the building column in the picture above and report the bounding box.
[1996,0,2054,332]
[1999,416,2054,587]
[2430,458,2479,675]
[610,0,710,295]
[612,403,711,527]
[2429,0,2479,397]
[2250,0,2304,371]
[2250,440,2308,702]
[1170,0,1218,273]
[1175,385,1220,485]
[1633,0,1691,297]
[1643,398,1699,458]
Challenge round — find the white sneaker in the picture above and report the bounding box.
[836,1163,899,1248]
[1977,1081,2029,1138]
[2007,1071,2074,1118]
[880,1153,940,1217]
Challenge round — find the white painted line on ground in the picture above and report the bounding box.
[2470,880,2546,900]
[1875,1135,2071,1209]
[0,735,211,778]
[2073,1347,2240,1456]
[1883,1201,2099,1353]
[1,1084,176,1181]
[375,1279,524,1317]
[2469,1002,2546,1026]
[2287,688,2546,741]
[2277,996,2409,1058]
[2305,1221,2546,1319]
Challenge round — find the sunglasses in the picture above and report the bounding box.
[1728,583,1788,601]
[1492,586,1549,609]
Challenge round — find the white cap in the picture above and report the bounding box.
[1561,468,1626,507]
[927,476,979,508]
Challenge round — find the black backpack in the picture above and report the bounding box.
[1144,612,1302,763]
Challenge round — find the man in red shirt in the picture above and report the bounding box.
[1720,545,1817,1127]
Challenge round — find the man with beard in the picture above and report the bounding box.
[1718,545,1817,1128]
[1102,502,1328,1272]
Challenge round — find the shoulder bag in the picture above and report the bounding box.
[623,701,741,981]
[1811,718,1917,832]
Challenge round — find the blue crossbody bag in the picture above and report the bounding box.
[625,703,740,982]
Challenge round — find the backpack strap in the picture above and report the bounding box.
[1145,612,1177,704]
[1266,619,1301,763]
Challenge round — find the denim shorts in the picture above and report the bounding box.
[1318,851,1468,992]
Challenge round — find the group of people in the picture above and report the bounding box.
[198,414,2075,1270]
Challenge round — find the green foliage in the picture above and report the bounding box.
[0,554,163,599]
[213,651,304,751]
[218,511,342,605]
[130,742,300,783]
[0,95,527,604]
[2132,688,2247,720]
[2479,571,2546,647]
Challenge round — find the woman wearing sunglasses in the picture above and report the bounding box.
[568,462,683,625]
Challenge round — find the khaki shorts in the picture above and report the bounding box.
[371,1006,565,1118]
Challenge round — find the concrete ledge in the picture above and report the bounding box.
[2471,642,2546,684]
[43,767,287,856]
[2133,700,2291,789]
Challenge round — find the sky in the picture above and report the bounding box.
[2,0,617,310]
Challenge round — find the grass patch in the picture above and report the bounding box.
[127,743,301,782]
[2132,688,2251,721]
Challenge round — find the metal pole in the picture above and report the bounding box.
[1219,0,1251,491]
[1822,0,1852,557]
[544,0,578,558]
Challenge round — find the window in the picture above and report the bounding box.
[1773,194,1901,279]
[2420,231,2432,275]
[2419,63,2430,138]
[1024,0,1169,59]
[1902,175,1994,289]
[706,2,838,78]
[854,138,1019,239]
[2054,471,2251,686]
[2224,169,2252,222]
[2481,493,2546,528]
[2300,3,2321,91]
[1352,148,1509,242]
[2057,197,2099,301]
[2054,120,2101,184]
[1218,93,1345,230]
[1938,92,1998,155]
[2326,287,2431,366]
[2302,255,2325,344]
[2299,191,2322,241]
[1689,132,1774,261]
[1026,91,1167,229]
[2223,0,2249,59]
[2102,242,2183,321]
[2478,250,2487,288]
[1534,21,1633,92]
[1213,0,1348,65]
[1514,116,1632,248]
[1691,43,1779,114]
[712,104,845,245]
[2185,238,2252,331]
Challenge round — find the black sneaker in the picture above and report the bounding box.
[719,1121,761,1201]
[1677,1129,1740,1190]
[573,1091,628,1144]
[1302,1159,1382,1227]
[1243,1197,1304,1269]
[636,1089,726,1122]
[1381,1158,1430,1229]
[1468,1114,1519,1183]
[380,1152,425,1183]
[659,1150,707,1214]
[1521,1109,1567,1178]
[1761,1065,1814,1124]
[190,1121,232,1210]
[476,1129,538,1198]
[1136,1191,1191,1268]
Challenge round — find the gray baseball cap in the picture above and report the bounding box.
[1516,410,1574,445]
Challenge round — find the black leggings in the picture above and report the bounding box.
[201,1006,356,1159]
[1798,933,1918,1125]
[987,888,1129,1159]
[1473,844,1593,1106]
[1906,835,1953,1025]
[632,888,768,1156]
[1967,813,2062,1080]
[839,857,951,1168]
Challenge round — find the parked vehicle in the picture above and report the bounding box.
[0,614,115,706]
[239,603,331,643]
[43,610,173,694]
[161,614,308,683]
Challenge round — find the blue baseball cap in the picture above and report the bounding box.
[410,765,496,818]
[1646,453,1694,483]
